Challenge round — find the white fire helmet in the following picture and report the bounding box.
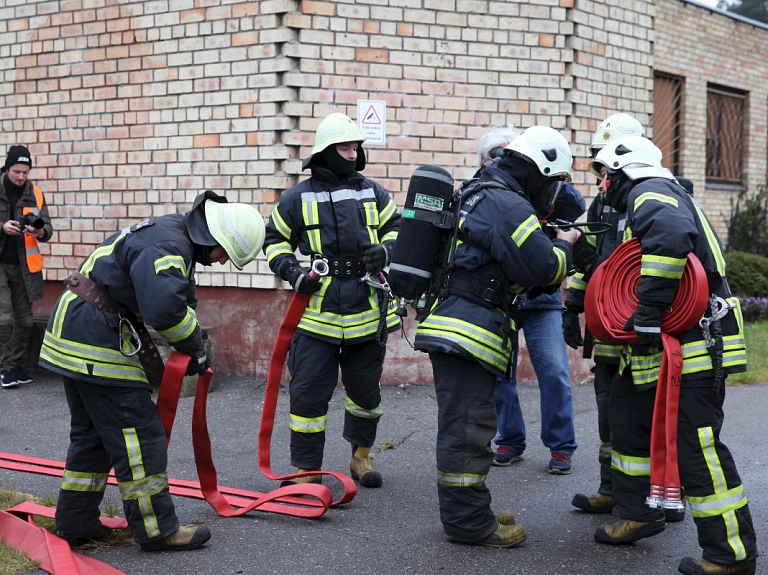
[504,126,573,181]
[589,135,672,181]
[589,113,646,157]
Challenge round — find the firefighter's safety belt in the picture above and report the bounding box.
[63,271,166,386]
[584,238,709,512]
[256,268,358,505]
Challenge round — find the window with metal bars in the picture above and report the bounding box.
[653,72,683,176]
[706,84,747,185]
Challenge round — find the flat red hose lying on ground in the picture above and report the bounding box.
[585,237,709,510]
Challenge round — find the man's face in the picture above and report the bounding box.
[208,246,229,266]
[335,142,358,162]
[7,164,30,187]
[596,167,610,197]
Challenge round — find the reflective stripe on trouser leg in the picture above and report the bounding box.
[287,333,341,469]
[56,377,112,535]
[431,352,497,542]
[608,370,664,522]
[340,339,386,447]
[676,383,757,565]
[60,379,180,544]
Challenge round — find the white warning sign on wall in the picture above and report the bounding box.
[357,100,386,146]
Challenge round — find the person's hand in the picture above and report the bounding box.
[571,234,597,273]
[562,309,584,349]
[286,265,322,294]
[623,303,663,345]
[185,347,210,376]
[363,243,391,274]
[2,220,23,236]
[555,227,581,245]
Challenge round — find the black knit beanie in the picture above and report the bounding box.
[4,146,33,171]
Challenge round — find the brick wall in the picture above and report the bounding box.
[655,0,768,231]
[1,0,767,380]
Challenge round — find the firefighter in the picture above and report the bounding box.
[566,113,647,512]
[262,112,400,488]
[413,126,587,546]
[39,191,265,552]
[589,136,757,575]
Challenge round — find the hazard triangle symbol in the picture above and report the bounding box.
[361,105,382,125]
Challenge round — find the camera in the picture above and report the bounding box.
[17,213,45,230]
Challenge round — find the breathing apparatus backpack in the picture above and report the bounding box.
[389,165,504,320]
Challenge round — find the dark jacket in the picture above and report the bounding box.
[0,177,53,301]
[39,213,205,387]
[263,165,400,344]
[414,167,575,378]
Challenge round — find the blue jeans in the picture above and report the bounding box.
[494,308,577,454]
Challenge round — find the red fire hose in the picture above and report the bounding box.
[584,238,709,511]
[257,260,357,504]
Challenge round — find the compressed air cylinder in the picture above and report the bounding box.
[388,165,455,300]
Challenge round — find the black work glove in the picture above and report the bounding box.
[571,234,597,274]
[562,309,584,349]
[185,347,210,376]
[623,303,664,346]
[286,265,322,295]
[363,242,392,274]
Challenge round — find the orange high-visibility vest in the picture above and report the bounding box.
[21,186,44,273]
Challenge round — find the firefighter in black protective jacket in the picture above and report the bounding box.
[589,136,757,575]
[414,126,591,547]
[262,112,400,488]
[39,191,266,552]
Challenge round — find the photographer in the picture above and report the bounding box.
[0,146,53,388]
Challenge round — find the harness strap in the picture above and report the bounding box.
[63,271,165,386]
[317,256,366,278]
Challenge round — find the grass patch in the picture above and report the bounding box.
[728,320,768,385]
[0,485,133,575]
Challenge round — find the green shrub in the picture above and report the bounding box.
[725,251,768,297]
[726,185,768,255]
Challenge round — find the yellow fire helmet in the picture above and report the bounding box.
[302,112,366,170]
[204,200,265,270]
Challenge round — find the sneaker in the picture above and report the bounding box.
[572,491,615,513]
[548,452,572,475]
[0,370,18,389]
[492,446,524,467]
[594,518,666,545]
[12,367,32,384]
[140,524,211,552]
[678,557,756,575]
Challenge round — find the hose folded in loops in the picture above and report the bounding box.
[584,237,710,511]
[584,237,710,345]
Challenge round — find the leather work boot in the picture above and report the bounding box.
[476,522,527,548]
[140,524,211,552]
[495,510,516,525]
[571,492,614,514]
[280,468,322,487]
[678,557,756,575]
[594,518,665,544]
[54,527,108,548]
[350,446,382,488]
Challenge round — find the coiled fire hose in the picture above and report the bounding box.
[584,238,709,511]
[257,258,357,504]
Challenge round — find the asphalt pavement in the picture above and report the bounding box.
[1,367,765,575]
